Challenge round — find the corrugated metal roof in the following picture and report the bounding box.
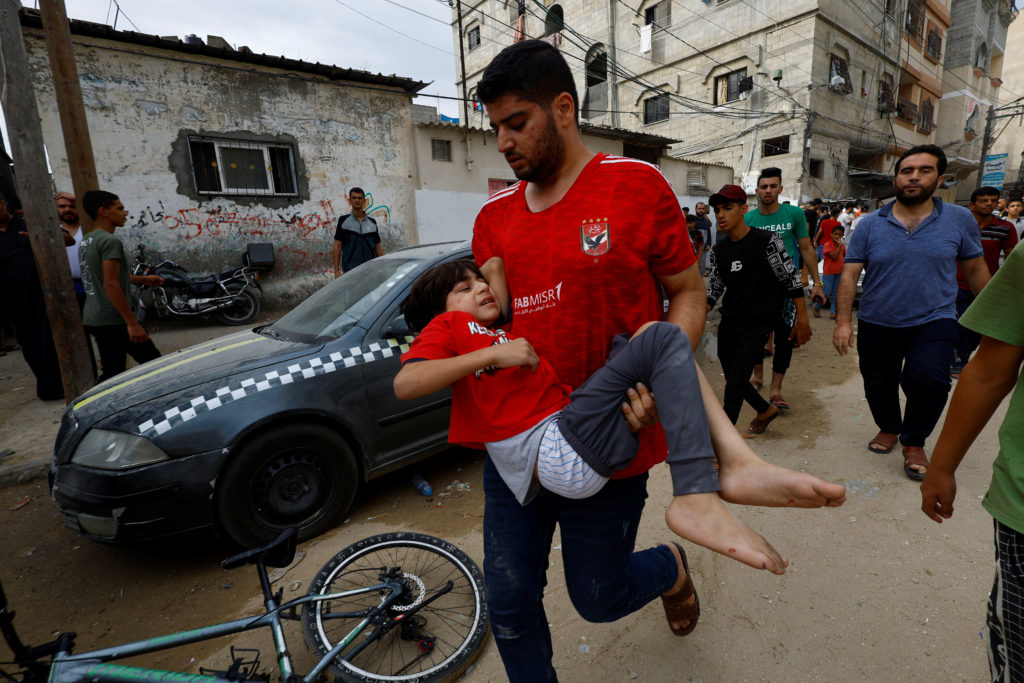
[414,120,680,146]
[19,8,427,94]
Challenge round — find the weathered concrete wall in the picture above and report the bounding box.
[22,31,419,308]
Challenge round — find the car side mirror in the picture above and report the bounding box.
[382,314,411,338]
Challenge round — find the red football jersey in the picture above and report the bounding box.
[472,153,695,477]
[401,311,570,446]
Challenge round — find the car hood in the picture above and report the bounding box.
[70,329,322,424]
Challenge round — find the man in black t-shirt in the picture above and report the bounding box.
[706,185,810,435]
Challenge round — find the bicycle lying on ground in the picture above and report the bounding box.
[0,529,489,683]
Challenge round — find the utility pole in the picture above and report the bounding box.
[977,105,996,192]
[39,0,98,231]
[0,0,94,401]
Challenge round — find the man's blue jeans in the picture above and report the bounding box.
[482,458,679,681]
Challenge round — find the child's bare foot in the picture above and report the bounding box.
[665,493,788,574]
[718,455,846,508]
[660,542,699,636]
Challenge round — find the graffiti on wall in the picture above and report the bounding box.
[128,199,343,241]
[125,194,404,292]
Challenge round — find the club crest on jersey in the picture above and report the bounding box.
[581,221,610,256]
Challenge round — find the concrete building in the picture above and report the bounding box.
[20,9,426,306]
[452,0,963,205]
[410,113,733,242]
[936,0,1015,201]
[977,1,1023,197]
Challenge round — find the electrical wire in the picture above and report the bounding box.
[331,0,453,55]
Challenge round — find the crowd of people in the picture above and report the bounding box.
[2,36,1022,683]
[391,40,1024,682]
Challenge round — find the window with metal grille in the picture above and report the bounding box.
[431,138,452,162]
[643,93,670,124]
[188,136,298,196]
[926,28,943,61]
[715,68,750,105]
[644,1,671,61]
[762,135,790,157]
[919,98,934,133]
[906,0,925,38]
[686,167,706,188]
[829,54,853,94]
[467,25,480,50]
[878,77,896,112]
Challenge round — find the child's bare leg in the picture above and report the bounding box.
[697,366,846,508]
[666,493,788,574]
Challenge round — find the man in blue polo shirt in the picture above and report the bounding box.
[833,144,990,481]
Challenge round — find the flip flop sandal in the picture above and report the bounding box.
[769,395,790,410]
[746,407,780,435]
[903,447,929,481]
[661,542,700,637]
[868,431,898,454]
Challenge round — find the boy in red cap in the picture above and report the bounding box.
[706,185,810,435]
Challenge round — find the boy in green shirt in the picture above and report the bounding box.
[80,190,163,382]
[920,245,1024,681]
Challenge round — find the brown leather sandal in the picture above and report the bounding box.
[661,542,700,637]
[746,406,780,435]
[903,446,929,481]
[868,431,898,454]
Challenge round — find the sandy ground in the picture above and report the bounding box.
[0,309,1009,681]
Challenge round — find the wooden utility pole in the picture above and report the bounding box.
[0,0,94,401]
[39,0,97,229]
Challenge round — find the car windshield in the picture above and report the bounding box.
[266,258,420,342]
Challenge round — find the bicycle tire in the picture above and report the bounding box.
[301,532,489,683]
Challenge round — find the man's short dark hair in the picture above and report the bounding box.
[757,167,782,184]
[970,186,1001,203]
[894,144,947,176]
[82,190,119,220]
[476,39,579,118]
[403,259,484,333]
[1009,196,1024,205]
[810,198,823,207]
[829,224,845,235]
[349,187,365,198]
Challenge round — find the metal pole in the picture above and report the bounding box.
[0,0,94,401]
[455,0,469,126]
[976,105,995,191]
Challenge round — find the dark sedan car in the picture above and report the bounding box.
[50,242,470,547]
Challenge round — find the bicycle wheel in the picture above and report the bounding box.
[301,532,489,683]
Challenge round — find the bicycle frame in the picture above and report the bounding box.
[25,577,409,683]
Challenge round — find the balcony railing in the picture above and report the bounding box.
[896,98,919,125]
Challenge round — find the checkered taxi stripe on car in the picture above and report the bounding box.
[137,337,415,438]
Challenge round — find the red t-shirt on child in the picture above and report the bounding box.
[822,240,845,275]
[401,310,570,447]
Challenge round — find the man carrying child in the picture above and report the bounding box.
[402,39,846,682]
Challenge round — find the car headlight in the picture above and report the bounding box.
[71,429,170,470]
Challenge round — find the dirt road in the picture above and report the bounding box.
[0,312,1006,681]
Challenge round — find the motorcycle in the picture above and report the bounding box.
[130,244,265,326]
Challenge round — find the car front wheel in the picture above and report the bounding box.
[216,423,358,547]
